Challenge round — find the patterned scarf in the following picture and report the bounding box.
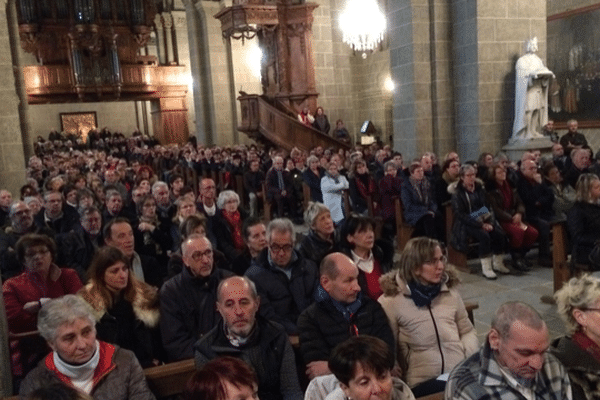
[223,210,245,250]
[354,173,376,199]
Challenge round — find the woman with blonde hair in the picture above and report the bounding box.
[552,274,600,399]
[78,246,161,367]
[378,237,478,397]
[567,173,600,266]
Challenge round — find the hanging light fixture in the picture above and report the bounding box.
[339,0,386,54]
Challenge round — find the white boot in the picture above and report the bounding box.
[481,257,497,280]
[493,254,511,274]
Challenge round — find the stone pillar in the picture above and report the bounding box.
[163,12,175,65]
[452,0,547,159]
[1,0,27,195]
[154,14,166,65]
[390,0,454,159]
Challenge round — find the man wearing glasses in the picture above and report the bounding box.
[159,234,233,361]
[245,218,318,335]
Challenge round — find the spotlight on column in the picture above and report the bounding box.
[247,43,263,80]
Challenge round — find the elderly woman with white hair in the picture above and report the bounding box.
[19,295,156,400]
[214,190,248,261]
[297,202,335,265]
[552,274,600,400]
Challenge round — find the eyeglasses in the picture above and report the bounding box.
[191,249,213,261]
[582,308,600,313]
[425,255,447,265]
[25,249,50,258]
[270,244,293,254]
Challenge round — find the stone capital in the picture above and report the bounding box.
[154,14,163,28]
[162,13,174,29]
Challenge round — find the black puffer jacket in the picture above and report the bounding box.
[297,289,394,364]
[245,249,318,334]
[567,201,600,265]
[159,266,233,361]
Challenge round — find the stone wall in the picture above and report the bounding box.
[28,102,140,139]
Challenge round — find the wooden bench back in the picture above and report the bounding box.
[144,358,196,399]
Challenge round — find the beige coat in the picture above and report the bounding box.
[378,271,478,387]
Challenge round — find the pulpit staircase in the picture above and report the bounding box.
[237,94,351,152]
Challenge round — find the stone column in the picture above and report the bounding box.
[154,13,166,65]
[452,0,547,159]
[163,12,174,65]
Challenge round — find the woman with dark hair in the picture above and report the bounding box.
[401,162,440,240]
[434,158,460,208]
[348,159,378,215]
[486,163,538,272]
[327,335,414,400]
[449,164,507,279]
[312,106,331,134]
[379,237,477,397]
[134,194,172,266]
[78,246,161,367]
[2,233,82,380]
[338,214,393,300]
[183,356,259,400]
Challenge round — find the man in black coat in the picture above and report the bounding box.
[297,252,394,380]
[103,217,166,288]
[56,206,103,281]
[245,218,318,335]
[160,234,233,361]
[194,276,302,400]
[516,160,555,266]
[34,190,79,236]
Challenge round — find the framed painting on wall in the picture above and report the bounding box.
[548,4,600,127]
[59,112,97,142]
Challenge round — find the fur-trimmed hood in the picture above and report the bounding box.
[379,265,461,297]
[78,281,160,328]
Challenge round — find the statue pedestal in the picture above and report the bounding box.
[502,136,553,161]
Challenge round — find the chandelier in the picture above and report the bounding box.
[339,0,386,54]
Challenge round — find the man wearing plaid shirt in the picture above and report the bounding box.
[445,301,572,400]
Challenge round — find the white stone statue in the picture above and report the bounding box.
[512,37,555,140]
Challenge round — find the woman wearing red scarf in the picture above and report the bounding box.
[553,275,600,400]
[485,163,538,273]
[214,190,248,262]
[348,159,378,216]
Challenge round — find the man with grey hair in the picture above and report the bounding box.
[445,301,572,400]
[194,276,303,400]
[245,218,318,335]
[160,234,233,361]
[152,181,175,221]
[20,295,156,399]
[265,156,299,222]
[0,201,53,280]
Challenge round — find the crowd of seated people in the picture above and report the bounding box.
[2,122,599,399]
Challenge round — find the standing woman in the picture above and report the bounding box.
[486,163,538,272]
[321,161,349,225]
[312,106,331,135]
[303,155,324,203]
[378,237,478,397]
[348,159,378,215]
[449,164,507,279]
[134,194,172,266]
[78,246,161,367]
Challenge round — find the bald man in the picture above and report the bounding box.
[297,253,394,379]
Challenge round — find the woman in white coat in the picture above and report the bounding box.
[378,237,478,397]
[321,161,349,225]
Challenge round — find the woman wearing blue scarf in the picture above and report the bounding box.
[378,237,478,398]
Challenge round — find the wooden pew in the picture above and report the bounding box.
[445,203,468,272]
[394,197,414,251]
[302,182,311,211]
[551,221,570,292]
[183,166,198,195]
[416,392,444,400]
[144,358,196,399]
[464,301,478,325]
[236,175,246,209]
